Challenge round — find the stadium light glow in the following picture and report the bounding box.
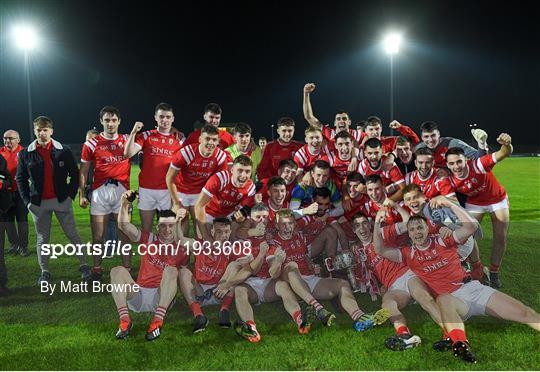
[13,25,38,50]
[384,33,401,55]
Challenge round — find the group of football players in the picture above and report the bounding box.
[2,82,539,364]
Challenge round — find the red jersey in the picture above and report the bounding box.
[268,231,312,276]
[263,200,289,223]
[385,224,468,295]
[184,127,234,150]
[81,133,131,190]
[202,170,256,217]
[357,157,405,188]
[448,154,507,205]
[322,125,363,143]
[135,130,182,189]
[194,246,230,285]
[405,168,455,199]
[358,239,409,289]
[364,199,403,225]
[0,145,23,192]
[36,142,56,200]
[241,236,272,279]
[170,144,228,194]
[293,145,329,172]
[137,231,189,288]
[325,146,354,188]
[297,214,337,245]
[256,139,303,180]
[341,194,370,241]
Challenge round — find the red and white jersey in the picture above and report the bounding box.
[170,144,228,194]
[297,214,337,245]
[136,231,189,288]
[341,194,370,241]
[135,130,182,189]
[81,133,131,190]
[357,157,405,187]
[363,199,403,225]
[405,168,455,199]
[387,225,468,295]
[238,236,272,279]
[184,127,235,150]
[256,140,303,180]
[268,231,312,276]
[264,200,289,223]
[448,154,507,206]
[322,125,364,143]
[202,170,256,217]
[325,147,354,180]
[293,145,329,172]
[357,239,410,289]
[194,247,230,285]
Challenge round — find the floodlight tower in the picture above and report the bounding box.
[13,25,38,142]
[384,33,402,134]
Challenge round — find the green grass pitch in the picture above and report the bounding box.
[1,158,539,370]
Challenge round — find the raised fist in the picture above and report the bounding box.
[389,120,401,129]
[304,83,316,94]
[131,121,144,134]
[496,133,512,146]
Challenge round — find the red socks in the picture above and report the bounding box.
[396,325,410,336]
[117,305,130,321]
[190,302,203,317]
[221,293,234,311]
[293,310,303,327]
[308,299,323,311]
[351,309,364,321]
[449,329,467,343]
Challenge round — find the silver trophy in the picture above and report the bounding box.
[324,252,360,292]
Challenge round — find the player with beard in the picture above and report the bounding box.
[270,209,390,331]
[194,155,256,241]
[374,196,540,363]
[350,212,444,351]
[224,204,315,342]
[357,138,405,201]
[257,117,303,180]
[360,117,419,155]
[166,125,228,235]
[296,187,347,257]
[445,133,513,288]
[184,103,234,149]
[79,106,131,281]
[293,126,329,175]
[114,191,189,341]
[290,160,343,217]
[225,122,262,181]
[415,121,488,168]
[123,103,183,233]
[405,147,456,201]
[258,159,298,205]
[177,217,240,333]
[303,83,363,144]
[363,175,402,225]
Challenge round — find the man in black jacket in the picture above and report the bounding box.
[16,116,91,285]
[0,152,13,295]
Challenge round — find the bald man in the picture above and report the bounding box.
[0,130,28,257]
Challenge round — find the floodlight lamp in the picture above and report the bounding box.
[384,33,402,55]
[13,25,38,50]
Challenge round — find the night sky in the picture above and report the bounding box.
[1,0,539,150]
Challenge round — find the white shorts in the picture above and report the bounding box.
[245,276,273,304]
[465,197,509,214]
[302,274,322,293]
[177,192,200,207]
[199,283,220,306]
[451,280,496,320]
[127,287,159,313]
[90,183,127,215]
[388,269,416,295]
[138,187,171,211]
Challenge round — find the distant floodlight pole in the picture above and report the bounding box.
[384,33,401,135]
[13,25,38,142]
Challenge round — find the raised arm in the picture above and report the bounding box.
[383,198,409,232]
[124,122,144,158]
[117,190,141,242]
[303,83,323,129]
[373,210,403,262]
